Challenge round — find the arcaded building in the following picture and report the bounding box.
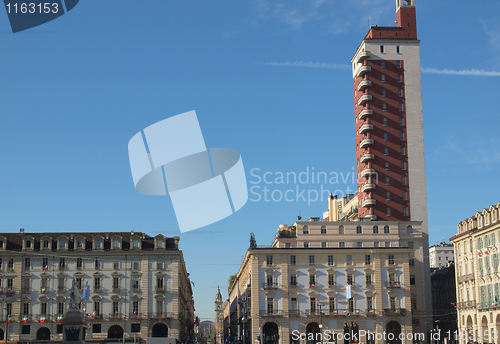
[0,229,194,343]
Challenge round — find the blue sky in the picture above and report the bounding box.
[1,0,500,321]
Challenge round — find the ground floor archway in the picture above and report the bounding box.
[108,325,124,339]
[152,323,169,337]
[36,326,51,340]
[263,322,279,344]
[386,320,402,344]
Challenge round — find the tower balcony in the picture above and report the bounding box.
[364,214,378,220]
[359,123,373,134]
[357,80,372,92]
[360,168,376,179]
[358,109,373,120]
[357,94,372,106]
[357,65,371,78]
[361,183,376,192]
[360,153,374,164]
[362,199,377,207]
[359,138,374,148]
[355,51,371,64]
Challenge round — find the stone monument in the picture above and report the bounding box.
[62,277,85,343]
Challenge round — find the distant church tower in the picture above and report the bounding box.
[214,287,223,344]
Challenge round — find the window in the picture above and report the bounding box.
[399,118,404,126]
[157,276,165,290]
[77,258,82,270]
[409,258,415,266]
[58,302,65,316]
[367,296,373,311]
[76,277,82,290]
[132,277,140,291]
[398,75,402,82]
[387,207,392,216]
[133,239,140,248]
[321,226,327,234]
[93,324,102,333]
[60,239,66,249]
[156,300,164,315]
[396,46,400,53]
[383,103,387,111]
[403,192,407,201]
[373,225,379,234]
[384,147,389,155]
[309,274,316,288]
[77,239,84,248]
[132,301,139,317]
[388,255,395,265]
[291,297,298,311]
[290,274,297,287]
[303,226,309,234]
[8,258,14,270]
[133,257,140,270]
[303,242,309,248]
[114,258,120,270]
[402,176,407,185]
[408,241,414,249]
[398,89,402,97]
[22,325,30,335]
[381,74,386,82]
[328,255,334,266]
[309,256,315,266]
[24,258,30,270]
[374,242,379,248]
[26,240,31,249]
[94,277,101,291]
[157,239,163,248]
[43,240,50,249]
[113,277,120,291]
[328,273,335,287]
[95,239,102,249]
[59,258,65,270]
[339,242,345,248]
[114,239,120,248]
[347,255,352,266]
[310,297,316,313]
[365,255,371,265]
[385,177,390,185]
[339,226,344,234]
[95,258,101,270]
[23,277,30,293]
[383,117,388,126]
[290,255,296,266]
[58,277,65,292]
[399,103,403,112]
[365,274,373,287]
[356,225,362,234]
[397,60,401,68]
[131,323,140,333]
[113,301,119,316]
[400,147,405,156]
[410,275,416,285]
[347,273,354,286]
[348,298,354,313]
[266,256,273,266]
[157,258,164,270]
[390,297,397,310]
[401,162,406,170]
[382,89,386,97]
[380,46,384,53]
[386,192,391,200]
[321,242,327,248]
[329,297,336,312]
[403,207,408,216]
[385,162,390,170]
[94,301,101,316]
[383,132,388,140]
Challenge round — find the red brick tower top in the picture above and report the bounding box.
[365,0,417,40]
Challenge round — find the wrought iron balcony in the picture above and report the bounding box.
[148,312,174,319]
[262,282,279,290]
[386,281,402,288]
[259,310,282,316]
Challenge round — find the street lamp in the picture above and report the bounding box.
[241,316,246,344]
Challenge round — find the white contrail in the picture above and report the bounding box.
[420,67,500,77]
[261,61,351,70]
[262,60,500,77]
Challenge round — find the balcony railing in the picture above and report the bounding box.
[360,168,375,179]
[37,314,51,322]
[386,281,402,288]
[262,282,279,290]
[94,287,102,293]
[58,286,65,293]
[5,288,14,295]
[108,313,123,319]
[383,308,406,316]
[112,287,121,293]
[359,139,374,148]
[155,286,166,293]
[148,312,175,319]
[366,309,375,316]
[360,154,374,164]
[358,109,373,120]
[357,94,373,106]
[21,314,33,322]
[129,312,144,319]
[361,183,376,192]
[132,286,141,292]
[364,214,377,220]
[362,199,376,207]
[328,282,337,288]
[359,124,374,134]
[356,51,371,64]
[357,80,372,92]
[259,310,282,316]
[356,66,371,77]
[288,309,300,317]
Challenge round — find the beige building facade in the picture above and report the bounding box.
[224,219,429,344]
[0,229,194,342]
[451,202,500,344]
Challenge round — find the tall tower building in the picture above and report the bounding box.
[352,0,427,224]
[351,0,432,332]
[214,287,223,344]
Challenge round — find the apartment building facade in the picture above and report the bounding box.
[224,219,428,344]
[451,202,500,344]
[0,229,194,343]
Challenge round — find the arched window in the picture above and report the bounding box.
[384,226,390,233]
[26,240,31,248]
[356,226,362,234]
[339,226,344,234]
[303,226,309,234]
[373,226,379,234]
[407,225,413,234]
